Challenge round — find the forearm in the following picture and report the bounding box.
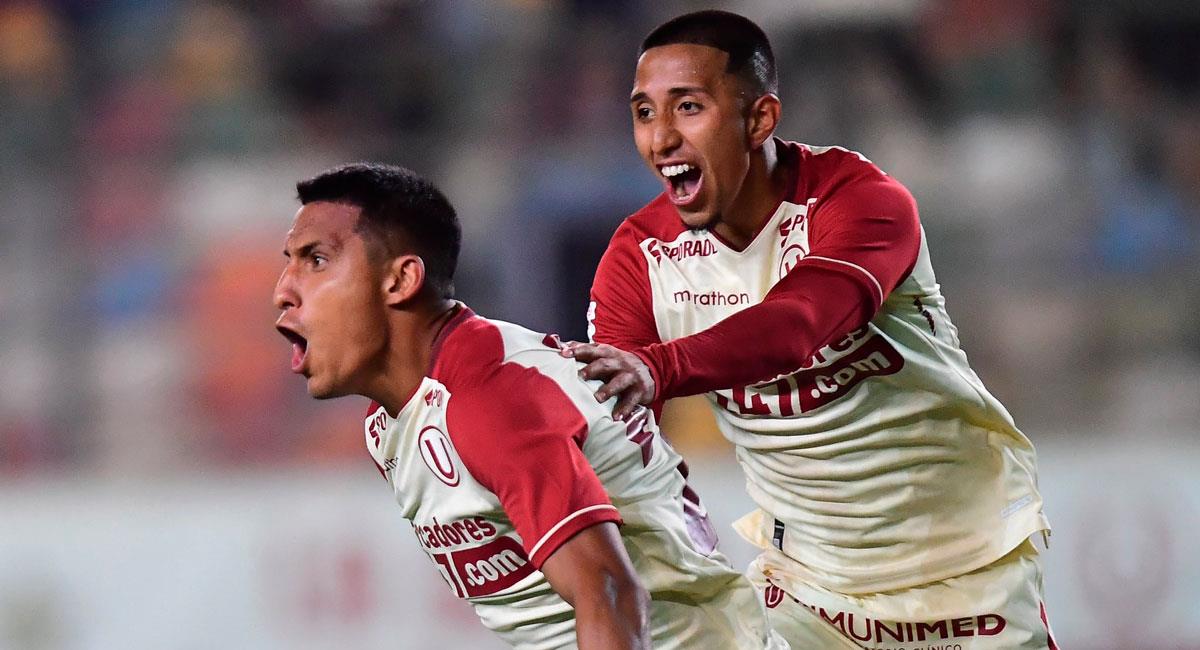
[635,266,874,400]
[573,574,651,650]
[539,522,651,649]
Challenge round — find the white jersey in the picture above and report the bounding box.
[589,141,1050,595]
[363,306,777,648]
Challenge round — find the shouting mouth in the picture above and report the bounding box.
[276,325,309,374]
[660,162,702,207]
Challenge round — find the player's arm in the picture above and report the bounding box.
[540,522,651,650]
[444,357,648,647]
[564,226,663,419]
[572,171,921,414]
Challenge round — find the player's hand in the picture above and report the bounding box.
[560,342,655,420]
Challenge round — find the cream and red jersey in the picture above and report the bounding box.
[589,139,1051,595]
[363,306,777,649]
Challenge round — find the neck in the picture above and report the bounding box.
[712,137,791,251]
[369,298,460,416]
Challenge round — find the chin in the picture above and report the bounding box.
[305,376,345,400]
[678,209,717,230]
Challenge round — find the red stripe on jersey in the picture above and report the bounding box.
[1040,601,1059,650]
[436,316,622,570]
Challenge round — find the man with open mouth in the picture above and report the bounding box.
[566,9,1058,650]
[272,162,786,649]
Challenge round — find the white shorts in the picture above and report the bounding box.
[746,540,1060,649]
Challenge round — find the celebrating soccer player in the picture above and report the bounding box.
[272,163,787,649]
[567,10,1059,649]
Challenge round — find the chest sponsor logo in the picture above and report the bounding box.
[418,426,460,487]
[715,333,905,416]
[647,238,717,265]
[423,531,535,599]
[672,289,750,306]
[416,516,499,551]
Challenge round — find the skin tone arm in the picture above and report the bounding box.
[539,521,651,649]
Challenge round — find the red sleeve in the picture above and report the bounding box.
[446,362,621,569]
[589,224,666,416]
[634,171,921,400]
[589,225,659,350]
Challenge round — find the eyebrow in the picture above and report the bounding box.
[283,238,341,259]
[630,86,710,104]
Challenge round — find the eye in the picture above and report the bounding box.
[634,105,654,121]
[678,100,701,114]
[309,253,328,269]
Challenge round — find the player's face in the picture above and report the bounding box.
[273,201,389,399]
[631,43,753,229]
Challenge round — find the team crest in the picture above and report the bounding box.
[418,425,460,486]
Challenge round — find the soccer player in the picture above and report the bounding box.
[567,10,1058,649]
[271,163,786,649]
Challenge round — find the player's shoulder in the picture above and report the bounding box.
[790,141,898,194]
[429,308,505,389]
[432,308,569,392]
[789,140,915,214]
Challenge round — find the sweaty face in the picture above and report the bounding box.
[273,201,389,399]
[631,43,753,229]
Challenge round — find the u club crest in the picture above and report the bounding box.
[418,426,460,487]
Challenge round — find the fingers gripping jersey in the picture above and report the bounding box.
[589,141,1051,595]
[363,307,775,649]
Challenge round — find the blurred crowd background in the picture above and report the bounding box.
[1,1,1197,648]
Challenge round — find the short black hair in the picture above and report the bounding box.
[297,163,461,299]
[640,10,778,98]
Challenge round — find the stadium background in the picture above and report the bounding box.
[1,1,1197,648]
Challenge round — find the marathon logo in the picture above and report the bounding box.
[672,289,750,307]
[427,534,536,599]
[647,238,717,265]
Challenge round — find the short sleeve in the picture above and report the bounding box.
[446,363,621,569]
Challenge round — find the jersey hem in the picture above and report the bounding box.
[747,509,1051,595]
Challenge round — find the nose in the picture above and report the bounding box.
[273,265,298,311]
[650,114,682,158]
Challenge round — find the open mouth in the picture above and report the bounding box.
[660,163,702,206]
[276,325,309,373]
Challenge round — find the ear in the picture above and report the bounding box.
[382,254,426,307]
[746,93,781,150]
